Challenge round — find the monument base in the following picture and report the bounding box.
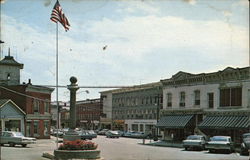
[54,149,101,160]
[63,129,81,142]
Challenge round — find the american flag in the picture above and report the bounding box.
[50,0,70,31]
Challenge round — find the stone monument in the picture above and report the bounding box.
[63,76,81,141]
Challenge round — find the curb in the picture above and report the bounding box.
[42,152,55,160]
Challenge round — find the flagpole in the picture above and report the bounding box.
[56,22,59,149]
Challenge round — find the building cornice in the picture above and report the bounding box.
[161,66,250,87]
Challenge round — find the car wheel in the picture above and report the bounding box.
[209,149,213,153]
[9,143,15,147]
[22,144,27,147]
[201,144,205,150]
[185,147,188,151]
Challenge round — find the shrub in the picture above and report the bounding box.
[58,139,98,150]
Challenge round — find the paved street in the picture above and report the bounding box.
[0,137,57,160]
[93,136,249,160]
[0,136,249,160]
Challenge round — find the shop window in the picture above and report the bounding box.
[220,87,242,107]
[34,121,40,136]
[140,124,144,132]
[194,90,200,106]
[26,121,31,137]
[44,121,49,136]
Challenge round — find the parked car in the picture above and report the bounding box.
[87,130,97,139]
[98,129,109,135]
[117,130,125,137]
[240,133,250,155]
[183,135,207,150]
[124,131,149,139]
[206,136,234,153]
[51,129,64,138]
[0,131,36,147]
[106,131,120,138]
[77,130,94,140]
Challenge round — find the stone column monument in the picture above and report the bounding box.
[63,76,81,141]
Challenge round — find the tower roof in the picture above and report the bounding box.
[0,55,24,69]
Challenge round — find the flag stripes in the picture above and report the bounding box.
[50,0,70,31]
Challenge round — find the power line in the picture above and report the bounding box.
[0,86,50,102]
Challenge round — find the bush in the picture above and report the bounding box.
[58,139,98,150]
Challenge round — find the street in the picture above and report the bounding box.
[0,136,249,160]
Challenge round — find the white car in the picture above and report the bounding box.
[206,136,234,153]
[0,131,36,147]
[183,135,206,150]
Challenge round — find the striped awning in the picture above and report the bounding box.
[156,115,194,129]
[198,115,250,129]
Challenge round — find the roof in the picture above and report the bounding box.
[0,56,23,68]
[198,115,249,129]
[156,115,194,129]
[100,81,162,94]
[0,99,26,115]
[161,66,250,85]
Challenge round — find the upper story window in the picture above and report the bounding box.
[179,92,185,107]
[44,101,49,113]
[33,100,40,113]
[167,93,172,107]
[194,90,200,106]
[220,87,242,107]
[208,93,214,108]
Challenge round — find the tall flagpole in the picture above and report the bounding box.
[56,22,59,149]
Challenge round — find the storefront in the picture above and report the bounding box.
[0,99,25,134]
[156,114,196,141]
[112,120,125,130]
[198,113,250,143]
[125,119,157,133]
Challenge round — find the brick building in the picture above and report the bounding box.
[76,99,101,130]
[0,54,54,139]
[0,82,54,139]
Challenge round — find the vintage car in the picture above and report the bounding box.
[205,136,234,153]
[0,131,36,147]
[183,135,207,150]
[240,133,250,155]
[105,131,120,138]
[98,129,109,135]
[77,130,94,140]
[86,130,97,139]
[124,131,149,139]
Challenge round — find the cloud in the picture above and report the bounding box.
[116,1,160,15]
[2,5,249,100]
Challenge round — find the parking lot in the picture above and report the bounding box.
[0,135,249,160]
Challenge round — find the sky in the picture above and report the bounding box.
[0,0,249,102]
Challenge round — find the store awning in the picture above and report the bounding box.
[156,115,194,129]
[198,115,250,129]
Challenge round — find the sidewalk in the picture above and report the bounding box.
[140,139,183,148]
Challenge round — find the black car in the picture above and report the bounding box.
[240,133,250,155]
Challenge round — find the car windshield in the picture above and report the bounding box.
[187,135,201,140]
[243,134,250,139]
[13,132,24,137]
[211,137,228,141]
